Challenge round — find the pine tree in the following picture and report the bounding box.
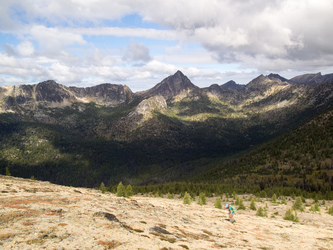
[214,197,222,209]
[284,209,299,222]
[281,196,287,205]
[100,182,106,194]
[256,207,264,217]
[117,182,125,197]
[310,202,320,212]
[183,192,192,205]
[167,192,174,199]
[328,205,333,215]
[126,184,133,197]
[5,167,11,176]
[271,194,277,203]
[238,198,246,210]
[198,192,206,205]
[250,198,257,211]
[292,197,305,212]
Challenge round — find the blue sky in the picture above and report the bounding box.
[1,0,333,92]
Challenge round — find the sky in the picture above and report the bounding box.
[1,0,333,92]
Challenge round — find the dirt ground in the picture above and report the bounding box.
[1,175,333,249]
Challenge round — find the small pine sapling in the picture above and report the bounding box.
[126,184,133,197]
[271,194,277,203]
[238,198,246,210]
[198,192,207,205]
[117,182,126,197]
[214,197,222,209]
[284,209,299,222]
[167,192,174,199]
[256,207,264,217]
[100,182,106,194]
[328,205,333,215]
[183,192,192,205]
[281,196,287,205]
[293,197,305,212]
[5,167,11,176]
[250,198,257,211]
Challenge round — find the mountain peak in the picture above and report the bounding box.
[268,73,288,82]
[141,71,199,101]
[220,80,244,90]
[290,72,332,84]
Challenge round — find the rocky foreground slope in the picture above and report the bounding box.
[1,176,333,249]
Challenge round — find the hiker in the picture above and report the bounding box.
[225,204,236,223]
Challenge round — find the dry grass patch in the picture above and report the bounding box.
[95,240,121,249]
[0,233,15,241]
[0,210,41,224]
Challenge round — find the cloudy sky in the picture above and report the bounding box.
[1,0,333,91]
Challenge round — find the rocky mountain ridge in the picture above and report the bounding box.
[1,71,333,115]
[0,71,333,186]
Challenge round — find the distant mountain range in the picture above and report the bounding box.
[0,71,332,187]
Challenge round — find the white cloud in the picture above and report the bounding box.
[16,41,35,56]
[123,41,151,63]
[1,0,333,89]
[30,25,86,51]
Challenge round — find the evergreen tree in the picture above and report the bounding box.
[250,198,257,211]
[328,205,333,215]
[198,192,207,205]
[271,193,277,203]
[292,197,305,212]
[100,182,106,194]
[126,184,133,197]
[5,167,11,176]
[214,197,222,209]
[256,207,264,217]
[167,192,174,199]
[310,202,320,212]
[284,209,299,222]
[30,176,35,180]
[117,182,125,197]
[281,196,287,205]
[238,198,246,210]
[235,196,240,205]
[183,192,192,205]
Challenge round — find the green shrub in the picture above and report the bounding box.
[292,197,305,212]
[271,194,277,203]
[198,192,206,205]
[238,198,246,210]
[310,202,320,212]
[167,192,174,199]
[126,184,133,197]
[260,190,267,198]
[235,196,240,205]
[30,176,35,180]
[256,207,264,217]
[100,182,106,194]
[214,197,222,209]
[284,209,299,222]
[250,198,257,211]
[281,196,287,205]
[183,192,192,205]
[5,167,11,176]
[117,182,125,197]
[328,205,333,215]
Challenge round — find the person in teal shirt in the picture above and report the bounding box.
[225,204,236,223]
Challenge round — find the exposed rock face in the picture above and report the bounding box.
[69,83,133,106]
[220,80,244,90]
[291,72,333,85]
[129,95,167,117]
[0,81,134,113]
[139,70,200,101]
